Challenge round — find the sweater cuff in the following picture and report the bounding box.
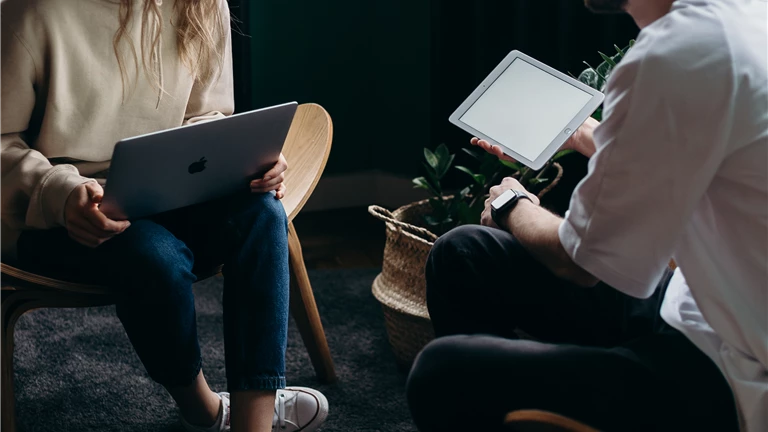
[39,166,94,228]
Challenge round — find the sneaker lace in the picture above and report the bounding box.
[276,391,286,428]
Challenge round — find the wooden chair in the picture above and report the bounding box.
[1,103,337,432]
[504,410,600,432]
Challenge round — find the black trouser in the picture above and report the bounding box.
[406,225,738,432]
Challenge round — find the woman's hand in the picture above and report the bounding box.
[251,153,288,199]
[64,182,131,248]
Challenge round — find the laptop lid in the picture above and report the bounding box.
[100,101,298,220]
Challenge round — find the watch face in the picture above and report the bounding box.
[491,189,517,210]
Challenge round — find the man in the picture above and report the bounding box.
[406,0,767,431]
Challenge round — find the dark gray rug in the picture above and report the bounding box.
[13,268,417,432]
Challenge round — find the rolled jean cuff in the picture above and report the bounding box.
[229,375,286,392]
[152,356,202,388]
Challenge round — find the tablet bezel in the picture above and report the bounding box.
[449,50,604,170]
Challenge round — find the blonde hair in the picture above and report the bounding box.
[112,0,226,100]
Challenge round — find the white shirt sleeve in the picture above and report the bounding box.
[558,33,735,298]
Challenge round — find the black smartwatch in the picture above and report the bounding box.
[491,189,532,229]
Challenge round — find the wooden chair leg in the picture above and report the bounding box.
[504,410,600,432]
[287,222,337,383]
[2,290,38,432]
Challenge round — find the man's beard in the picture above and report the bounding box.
[584,0,628,13]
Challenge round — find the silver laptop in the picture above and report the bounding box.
[99,101,297,220]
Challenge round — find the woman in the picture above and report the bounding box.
[1,0,328,431]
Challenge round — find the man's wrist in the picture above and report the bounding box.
[502,195,536,232]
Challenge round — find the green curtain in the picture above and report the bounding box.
[231,1,638,177]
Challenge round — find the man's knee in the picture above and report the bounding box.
[426,225,503,303]
[427,225,487,278]
[408,336,469,391]
[407,336,477,428]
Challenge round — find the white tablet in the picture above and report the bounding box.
[449,50,604,170]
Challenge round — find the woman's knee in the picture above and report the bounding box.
[111,219,195,295]
[232,192,288,228]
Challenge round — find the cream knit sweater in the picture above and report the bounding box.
[1,0,234,258]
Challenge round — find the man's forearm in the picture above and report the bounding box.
[503,200,599,287]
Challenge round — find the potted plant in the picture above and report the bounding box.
[369,42,634,369]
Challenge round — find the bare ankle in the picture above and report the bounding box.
[168,371,221,426]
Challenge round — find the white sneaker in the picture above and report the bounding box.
[273,387,329,432]
[180,388,328,432]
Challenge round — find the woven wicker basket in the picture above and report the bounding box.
[369,200,437,370]
[368,162,563,369]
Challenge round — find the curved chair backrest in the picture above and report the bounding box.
[0,103,333,292]
[280,103,333,222]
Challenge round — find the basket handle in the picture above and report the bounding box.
[536,162,564,199]
[368,205,439,242]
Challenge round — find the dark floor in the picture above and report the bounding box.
[13,207,416,432]
[15,268,416,432]
[292,207,386,270]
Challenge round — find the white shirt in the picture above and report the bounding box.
[558,0,767,430]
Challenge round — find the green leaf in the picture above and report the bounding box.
[456,165,484,185]
[592,107,602,122]
[553,149,575,161]
[421,164,442,194]
[423,148,438,170]
[598,51,617,67]
[456,201,473,225]
[583,61,606,81]
[456,199,484,226]
[423,215,444,226]
[528,177,549,186]
[595,60,612,84]
[614,44,625,58]
[629,39,635,48]
[578,68,599,90]
[412,177,429,189]
[462,148,482,160]
[412,177,439,196]
[479,153,499,174]
[436,154,455,179]
[455,165,476,177]
[499,159,522,172]
[428,198,449,221]
[435,143,450,161]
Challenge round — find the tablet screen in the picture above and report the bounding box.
[459,58,592,161]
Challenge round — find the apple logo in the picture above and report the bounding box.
[188,157,207,174]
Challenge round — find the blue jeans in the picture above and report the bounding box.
[16,192,289,391]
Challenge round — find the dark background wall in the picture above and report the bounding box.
[230,0,639,178]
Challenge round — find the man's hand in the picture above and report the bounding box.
[481,177,540,228]
[470,137,516,162]
[251,153,288,199]
[564,116,599,158]
[470,117,601,161]
[64,182,131,248]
